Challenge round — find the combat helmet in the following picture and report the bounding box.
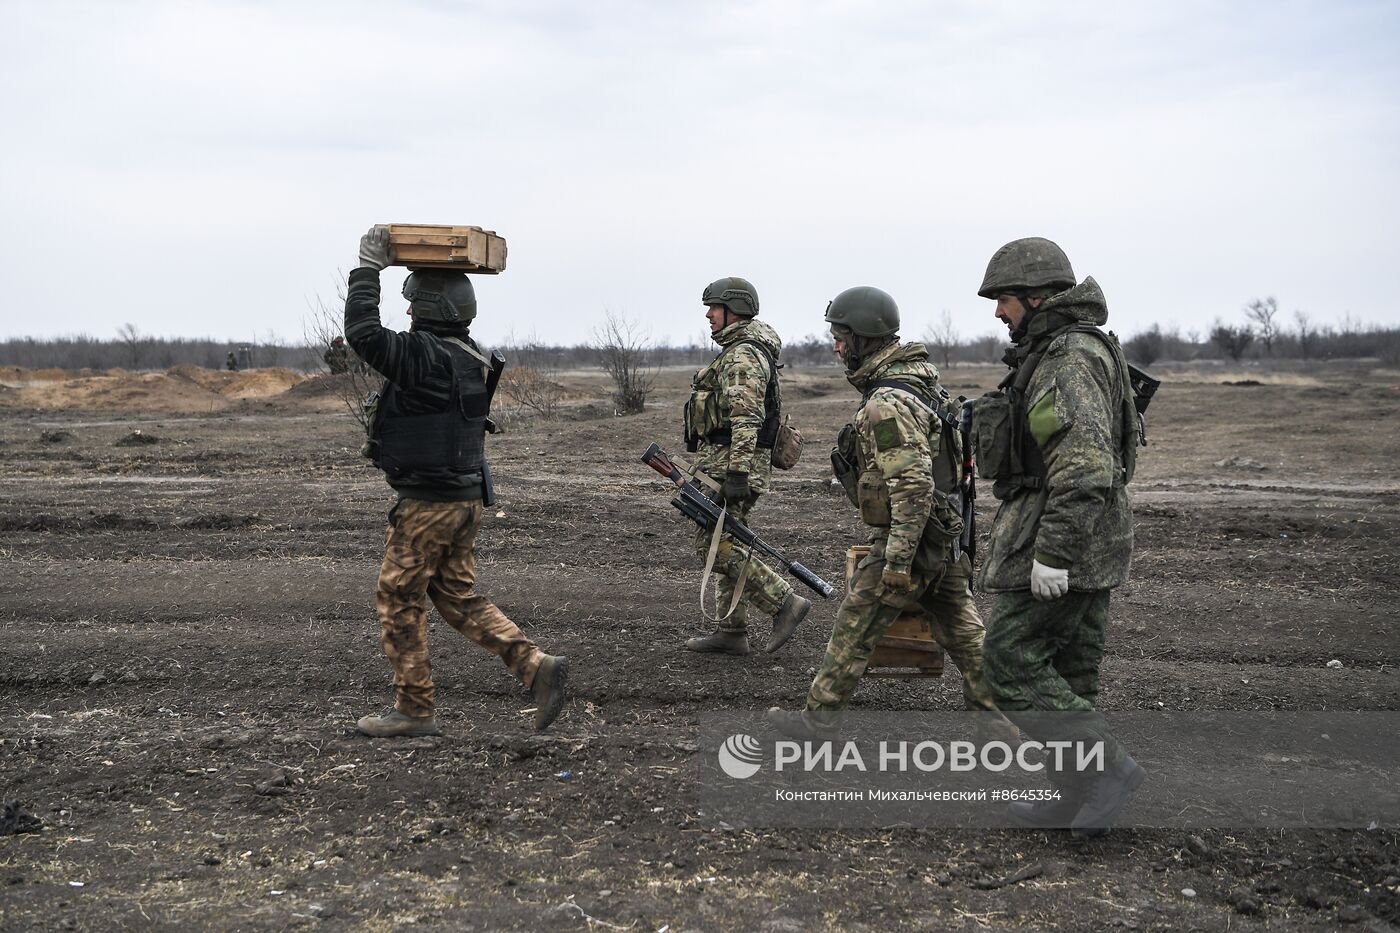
[977,237,1076,298]
[702,277,759,317]
[824,286,900,337]
[403,270,477,324]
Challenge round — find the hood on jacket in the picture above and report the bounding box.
[847,340,939,393]
[1024,276,1108,341]
[714,318,782,357]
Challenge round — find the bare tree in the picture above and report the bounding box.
[923,309,959,369]
[116,323,148,370]
[259,329,284,367]
[497,330,564,418]
[1294,310,1315,361]
[1125,324,1164,366]
[591,310,656,414]
[968,331,1005,363]
[302,274,384,429]
[1244,297,1281,357]
[1211,323,1254,362]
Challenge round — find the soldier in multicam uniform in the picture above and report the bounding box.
[346,226,569,738]
[681,277,811,656]
[970,237,1143,835]
[324,335,351,374]
[768,286,1008,738]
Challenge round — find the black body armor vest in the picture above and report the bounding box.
[371,340,490,485]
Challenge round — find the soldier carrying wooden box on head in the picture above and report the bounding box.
[346,225,569,738]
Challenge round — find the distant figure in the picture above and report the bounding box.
[324,335,351,374]
[225,351,238,372]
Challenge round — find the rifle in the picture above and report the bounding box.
[956,399,977,563]
[482,350,506,506]
[641,443,835,599]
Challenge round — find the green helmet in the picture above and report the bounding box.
[702,276,759,317]
[977,237,1076,299]
[403,270,477,324]
[824,286,900,337]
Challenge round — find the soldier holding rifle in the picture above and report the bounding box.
[679,277,811,656]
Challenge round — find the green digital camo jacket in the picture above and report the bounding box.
[978,278,1134,593]
[847,341,959,575]
[691,319,782,492]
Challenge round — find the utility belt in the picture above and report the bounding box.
[694,425,776,450]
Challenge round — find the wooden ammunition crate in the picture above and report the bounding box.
[385,224,507,273]
[845,546,946,679]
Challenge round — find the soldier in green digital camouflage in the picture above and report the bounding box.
[681,277,810,656]
[767,286,1010,739]
[970,237,1144,835]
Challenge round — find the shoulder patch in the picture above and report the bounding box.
[872,417,904,451]
[1028,387,1062,448]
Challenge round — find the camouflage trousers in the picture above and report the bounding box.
[983,589,1127,787]
[806,545,998,713]
[376,497,545,718]
[691,493,792,633]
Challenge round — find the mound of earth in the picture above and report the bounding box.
[0,365,310,412]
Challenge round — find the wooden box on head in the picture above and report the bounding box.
[385,224,508,274]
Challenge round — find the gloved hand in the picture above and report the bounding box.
[881,565,914,594]
[358,225,391,271]
[723,470,751,505]
[1030,559,1070,601]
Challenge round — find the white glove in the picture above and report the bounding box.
[358,225,391,271]
[1030,560,1070,601]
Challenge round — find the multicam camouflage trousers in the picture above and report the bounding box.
[376,497,545,718]
[983,589,1128,788]
[806,544,998,713]
[691,493,792,634]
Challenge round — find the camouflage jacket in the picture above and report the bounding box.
[976,278,1134,592]
[687,319,782,492]
[843,341,963,574]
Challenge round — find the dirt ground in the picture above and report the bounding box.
[1,358,1398,931]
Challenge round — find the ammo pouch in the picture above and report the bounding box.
[856,469,891,527]
[970,390,1014,482]
[770,416,803,470]
[923,493,964,549]
[830,422,860,506]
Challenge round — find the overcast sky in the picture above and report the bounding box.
[3,0,1397,348]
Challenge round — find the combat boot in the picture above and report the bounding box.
[684,629,750,656]
[356,709,442,738]
[766,707,841,742]
[531,655,570,731]
[764,593,811,654]
[1071,755,1146,837]
[1007,789,1085,829]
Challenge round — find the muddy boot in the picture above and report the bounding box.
[764,593,811,654]
[1071,755,1146,837]
[1007,789,1085,828]
[356,709,442,738]
[531,655,570,732]
[765,707,840,742]
[684,629,750,656]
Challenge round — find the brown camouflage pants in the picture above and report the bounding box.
[806,545,998,713]
[691,493,792,633]
[376,497,544,717]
